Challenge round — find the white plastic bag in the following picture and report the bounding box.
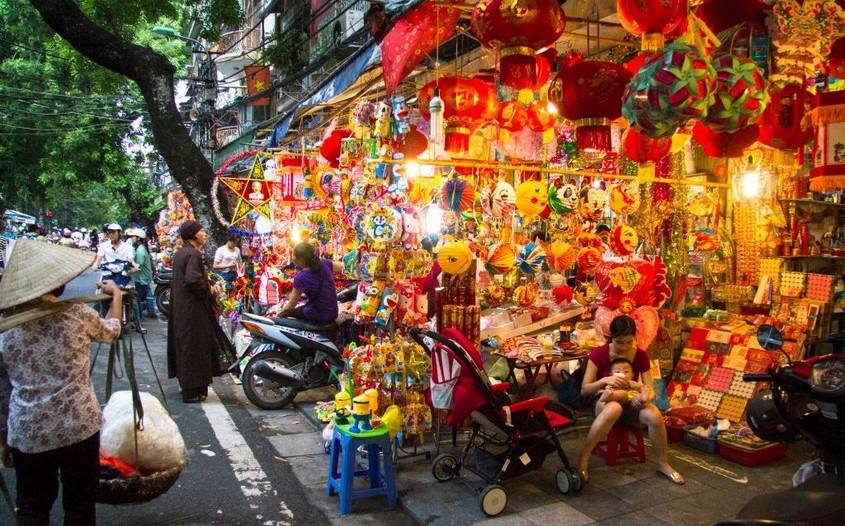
[100,391,187,472]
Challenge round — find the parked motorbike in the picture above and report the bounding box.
[153,264,172,317]
[234,281,359,409]
[716,324,845,525]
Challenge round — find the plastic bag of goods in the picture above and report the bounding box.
[100,391,187,473]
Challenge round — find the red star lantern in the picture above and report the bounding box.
[220,153,273,224]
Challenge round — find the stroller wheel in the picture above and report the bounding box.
[569,467,584,493]
[556,469,572,494]
[431,453,458,482]
[479,485,507,517]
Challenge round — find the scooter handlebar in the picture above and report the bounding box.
[743,373,772,382]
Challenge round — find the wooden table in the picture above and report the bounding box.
[480,305,585,340]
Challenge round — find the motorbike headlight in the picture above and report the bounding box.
[810,358,845,395]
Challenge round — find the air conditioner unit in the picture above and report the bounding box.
[333,9,365,46]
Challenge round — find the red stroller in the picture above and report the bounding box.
[411,328,584,517]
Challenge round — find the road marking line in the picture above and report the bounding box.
[670,449,749,483]
[203,388,294,525]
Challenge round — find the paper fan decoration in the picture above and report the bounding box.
[485,243,516,274]
[515,242,547,274]
[441,176,475,212]
[548,241,577,271]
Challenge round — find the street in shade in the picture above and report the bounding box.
[0,270,330,526]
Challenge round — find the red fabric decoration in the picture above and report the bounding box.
[620,127,671,162]
[381,1,462,95]
[398,126,429,159]
[758,84,813,150]
[693,121,760,158]
[319,129,354,168]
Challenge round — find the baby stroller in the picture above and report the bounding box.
[410,328,584,517]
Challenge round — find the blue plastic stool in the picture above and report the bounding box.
[326,423,397,515]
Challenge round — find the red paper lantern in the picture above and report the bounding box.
[526,101,555,132]
[758,84,813,150]
[693,121,760,158]
[620,128,671,163]
[616,0,686,51]
[548,58,632,153]
[417,76,498,122]
[498,101,528,131]
[471,0,566,90]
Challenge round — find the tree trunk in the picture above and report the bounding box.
[29,0,230,247]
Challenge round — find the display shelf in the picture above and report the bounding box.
[480,305,585,340]
[782,199,845,209]
[781,255,845,260]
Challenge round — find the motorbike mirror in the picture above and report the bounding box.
[756,324,784,352]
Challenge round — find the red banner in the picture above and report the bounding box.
[244,65,271,106]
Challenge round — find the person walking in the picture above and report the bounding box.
[166,220,236,403]
[128,228,156,332]
[0,238,124,525]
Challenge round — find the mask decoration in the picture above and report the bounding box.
[516,180,548,219]
[491,181,517,217]
[609,182,641,216]
[579,186,608,222]
[548,179,579,215]
[609,225,639,256]
[373,100,393,139]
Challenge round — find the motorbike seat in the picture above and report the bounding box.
[270,317,337,333]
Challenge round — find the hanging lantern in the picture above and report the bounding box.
[693,121,760,158]
[398,126,429,159]
[808,90,845,191]
[758,83,813,151]
[616,0,687,52]
[705,54,769,133]
[498,100,528,131]
[319,129,354,168]
[526,100,555,132]
[470,0,566,91]
[418,76,498,155]
[548,56,632,153]
[622,41,717,139]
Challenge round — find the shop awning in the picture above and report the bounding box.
[268,42,382,148]
[4,210,36,225]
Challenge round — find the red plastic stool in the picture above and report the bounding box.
[593,424,646,466]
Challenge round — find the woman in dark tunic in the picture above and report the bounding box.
[167,221,235,403]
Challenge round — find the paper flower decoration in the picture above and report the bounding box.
[622,41,717,138]
[441,176,475,212]
[437,240,475,275]
[483,283,506,307]
[485,243,516,274]
[513,282,540,307]
[516,180,549,218]
[548,241,577,271]
[515,242,547,274]
[705,54,768,133]
[609,225,639,256]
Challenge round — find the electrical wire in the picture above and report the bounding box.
[0,37,71,62]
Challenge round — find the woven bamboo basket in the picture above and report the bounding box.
[97,465,183,505]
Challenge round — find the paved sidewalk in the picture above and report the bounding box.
[243,383,813,526]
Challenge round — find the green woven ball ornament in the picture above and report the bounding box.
[706,54,769,133]
[622,41,717,138]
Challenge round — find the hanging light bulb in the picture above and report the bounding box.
[425,204,443,235]
[429,85,444,155]
[733,155,763,200]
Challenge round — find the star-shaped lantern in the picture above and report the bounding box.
[220,153,273,224]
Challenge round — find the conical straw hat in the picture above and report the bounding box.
[0,238,94,310]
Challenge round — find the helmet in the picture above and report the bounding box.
[62,228,71,236]
[746,390,800,442]
[80,228,87,233]
[105,223,122,232]
[128,228,146,239]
